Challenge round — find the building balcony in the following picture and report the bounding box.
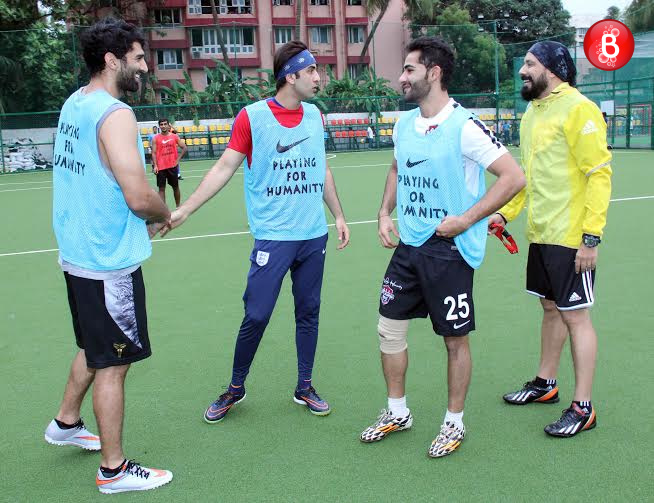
[191,44,255,60]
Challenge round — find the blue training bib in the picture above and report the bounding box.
[243,100,327,241]
[52,89,151,271]
[395,105,488,269]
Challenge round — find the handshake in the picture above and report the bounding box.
[146,207,188,239]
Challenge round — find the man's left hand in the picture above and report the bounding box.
[335,217,350,250]
[436,215,470,238]
[575,244,598,274]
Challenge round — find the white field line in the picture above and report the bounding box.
[1,194,652,258]
[0,163,390,193]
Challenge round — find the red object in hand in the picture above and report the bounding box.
[490,223,519,254]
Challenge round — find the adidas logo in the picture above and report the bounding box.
[569,292,582,302]
[581,120,598,135]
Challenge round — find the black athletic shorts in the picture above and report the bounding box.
[64,268,152,368]
[156,166,179,188]
[379,234,475,336]
[526,243,596,310]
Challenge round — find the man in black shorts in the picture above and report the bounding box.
[359,37,524,457]
[152,118,186,207]
[489,42,611,437]
[47,18,172,494]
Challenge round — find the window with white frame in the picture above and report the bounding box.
[274,27,293,45]
[310,26,331,44]
[188,0,201,14]
[347,0,362,4]
[348,63,367,79]
[157,49,184,70]
[310,0,329,5]
[347,26,365,44]
[154,9,181,25]
[272,0,293,4]
[191,27,255,58]
[189,0,252,15]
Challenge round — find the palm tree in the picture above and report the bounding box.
[295,0,303,39]
[359,0,390,60]
[209,0,231,64]
[359,0,434,60]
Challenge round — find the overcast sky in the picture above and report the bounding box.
[562,0,631,19]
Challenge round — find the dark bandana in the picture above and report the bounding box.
[528,41,577,86]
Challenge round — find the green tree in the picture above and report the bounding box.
[462,0,574,81]
[408,4,507,94]
[319,66,398,114]
[624,0,654,32]
[606,6,622,20]
[0,22,76,112]
[0,0,162,112]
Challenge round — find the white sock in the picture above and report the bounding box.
[444,409,464,429]
[388,396,409,417]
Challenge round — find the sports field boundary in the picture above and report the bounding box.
[1,194,652,258]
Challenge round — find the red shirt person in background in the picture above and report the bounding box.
[152,118,186,207]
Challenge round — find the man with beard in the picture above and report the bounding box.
[488,42,612,437]
[359,37,525,457]
[152,118,186,207]
[48,17,173,493]
[161,41,350,422]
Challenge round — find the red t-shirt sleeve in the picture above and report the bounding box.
[227,109,252,164]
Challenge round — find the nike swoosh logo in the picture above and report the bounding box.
[406,158,428,168]
[162,139,172,144]
[453,320,471,330]
[276,136,310,153]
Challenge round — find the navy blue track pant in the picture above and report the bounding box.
[230,233,328,387]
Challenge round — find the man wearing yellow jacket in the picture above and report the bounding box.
[488,41,611,438]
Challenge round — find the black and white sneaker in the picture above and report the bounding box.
[503,379,559,405]
[544,403,597,438]
[360,409,413,443]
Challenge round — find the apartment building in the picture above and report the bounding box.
[144,0,408,101]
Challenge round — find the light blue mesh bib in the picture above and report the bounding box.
[52,89,151,271]
[243,100,327,240]
[395,105,488,268]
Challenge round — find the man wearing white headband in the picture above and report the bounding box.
[163,41,350,423]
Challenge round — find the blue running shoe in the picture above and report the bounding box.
[204,390,246,424]
[293,386,331,416]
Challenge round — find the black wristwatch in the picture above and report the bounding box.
[582,233,601,248]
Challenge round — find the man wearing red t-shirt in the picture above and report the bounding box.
[152,118,186,206]
[162,40,350,424]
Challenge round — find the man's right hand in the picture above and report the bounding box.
[147,221,165,239]
[487,213,506,234]
[378,214,399,248]
[153,166,158,174]
[160,207,189,237]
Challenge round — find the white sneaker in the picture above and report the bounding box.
[96,460,173,494]
[44,419,101,451]
[428,421,465,458]
[360,409,413,443]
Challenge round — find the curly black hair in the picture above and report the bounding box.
[406,36,455,91]
[80,17,145,76]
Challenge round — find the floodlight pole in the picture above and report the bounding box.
[493,20,500,134]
